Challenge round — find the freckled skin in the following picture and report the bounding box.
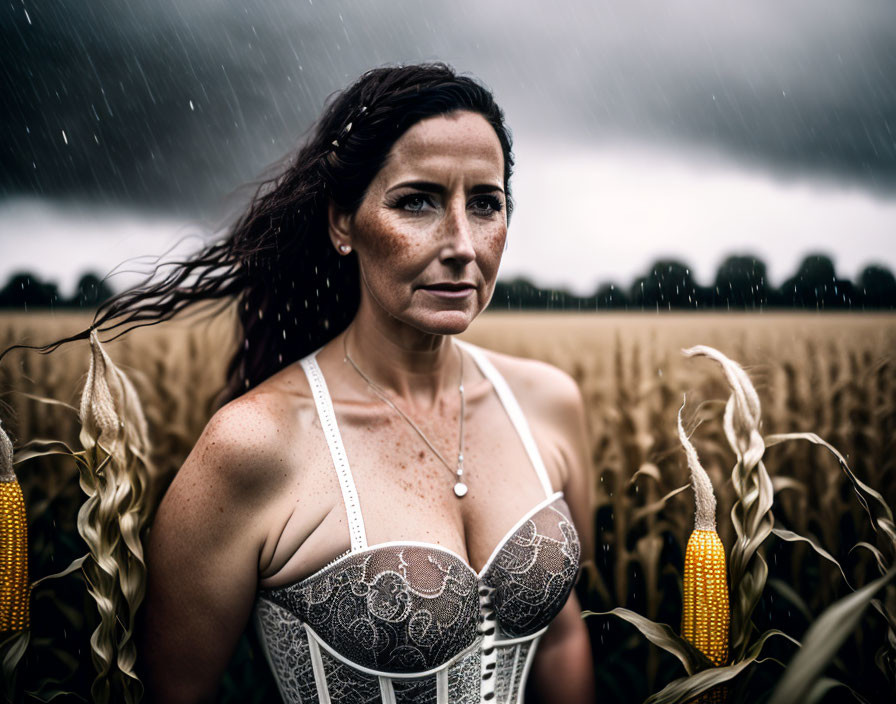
[330,110,508,339]
[143,108,596,704]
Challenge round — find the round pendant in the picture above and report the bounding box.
[453,481,468,498]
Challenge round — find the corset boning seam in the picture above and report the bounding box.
[255,495,580,680]
[295,621,549,679]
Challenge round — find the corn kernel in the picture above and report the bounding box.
[0,478,29,632]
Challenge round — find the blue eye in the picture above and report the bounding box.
[391,194,435,214]
[387,193,503,216]
[470,195,503,216]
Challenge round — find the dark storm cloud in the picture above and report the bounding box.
[543,1,896,192]
[2,0,894,216]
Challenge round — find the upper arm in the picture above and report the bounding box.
[523,360,594,567]
[527,366,597,703]
[142,398,284,703]
[551,370,595,570]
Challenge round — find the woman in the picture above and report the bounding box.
[91,63,593,702]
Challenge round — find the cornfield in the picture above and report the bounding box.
[1,308,894,703]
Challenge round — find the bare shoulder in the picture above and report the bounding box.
[144,388,301,700]
[470,344,595,557]
[178,388,297,501]
[473,345,585,419]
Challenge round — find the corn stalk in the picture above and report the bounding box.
[677,398,730,674]
[681,346,773,661]
[75,330,155,704]
[586,344,895,704]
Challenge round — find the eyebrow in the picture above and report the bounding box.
[386,180,505,195]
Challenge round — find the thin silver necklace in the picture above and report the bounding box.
[342,333,468,498]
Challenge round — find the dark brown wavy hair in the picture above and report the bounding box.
[0,62,515,409]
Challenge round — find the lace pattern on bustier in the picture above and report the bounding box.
[444,648,480,703]
[318,647,381,702]
[257,495,580,680]
[255,598,321,704]
[493,640,533,704]
[264,546,479,673]
[489,499,581,637]
[254,343,583,702]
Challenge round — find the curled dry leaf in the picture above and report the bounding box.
[75,330,155,704]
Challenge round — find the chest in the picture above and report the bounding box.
[258,353,569,590]
[253,345,581,701]
[258,495,581,677]
[297,394,558,565]
[345,388,556,519]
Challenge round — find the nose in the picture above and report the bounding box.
[440,199,476,266]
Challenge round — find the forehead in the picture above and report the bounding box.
[376,110,504,185]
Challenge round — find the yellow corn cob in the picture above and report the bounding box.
[1,419,29,632]
[678,401,729,668]
[682,529,729,665]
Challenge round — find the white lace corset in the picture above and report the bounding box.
[253,342,582,703]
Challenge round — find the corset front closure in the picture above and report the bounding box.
[255,493,580,703]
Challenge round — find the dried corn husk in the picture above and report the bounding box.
[76,330,155,704]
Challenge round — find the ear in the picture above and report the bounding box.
[327,200,354,254]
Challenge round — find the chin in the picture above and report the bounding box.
[409,308,478,336]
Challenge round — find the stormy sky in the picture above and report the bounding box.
[2,0,895,296]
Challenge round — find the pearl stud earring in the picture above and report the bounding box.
[338,244,351,254]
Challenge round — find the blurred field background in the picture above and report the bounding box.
[1,309,894,702]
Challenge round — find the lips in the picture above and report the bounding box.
[420,282,476,292]
[419,281,477,300]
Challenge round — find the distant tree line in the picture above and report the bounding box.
[491,254,896,311]
[1,254,894,311]
[0,272,115,310]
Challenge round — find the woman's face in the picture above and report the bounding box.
[330,110,507,336]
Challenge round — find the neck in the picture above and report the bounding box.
[342,308,461,410]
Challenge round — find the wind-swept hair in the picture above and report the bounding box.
[0,62,515,409]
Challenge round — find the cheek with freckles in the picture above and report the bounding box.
[361,213,415,259]
[352,213,433,314]
[356,215,430,284]
[350,199,508,328]
[478,227,506,279]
